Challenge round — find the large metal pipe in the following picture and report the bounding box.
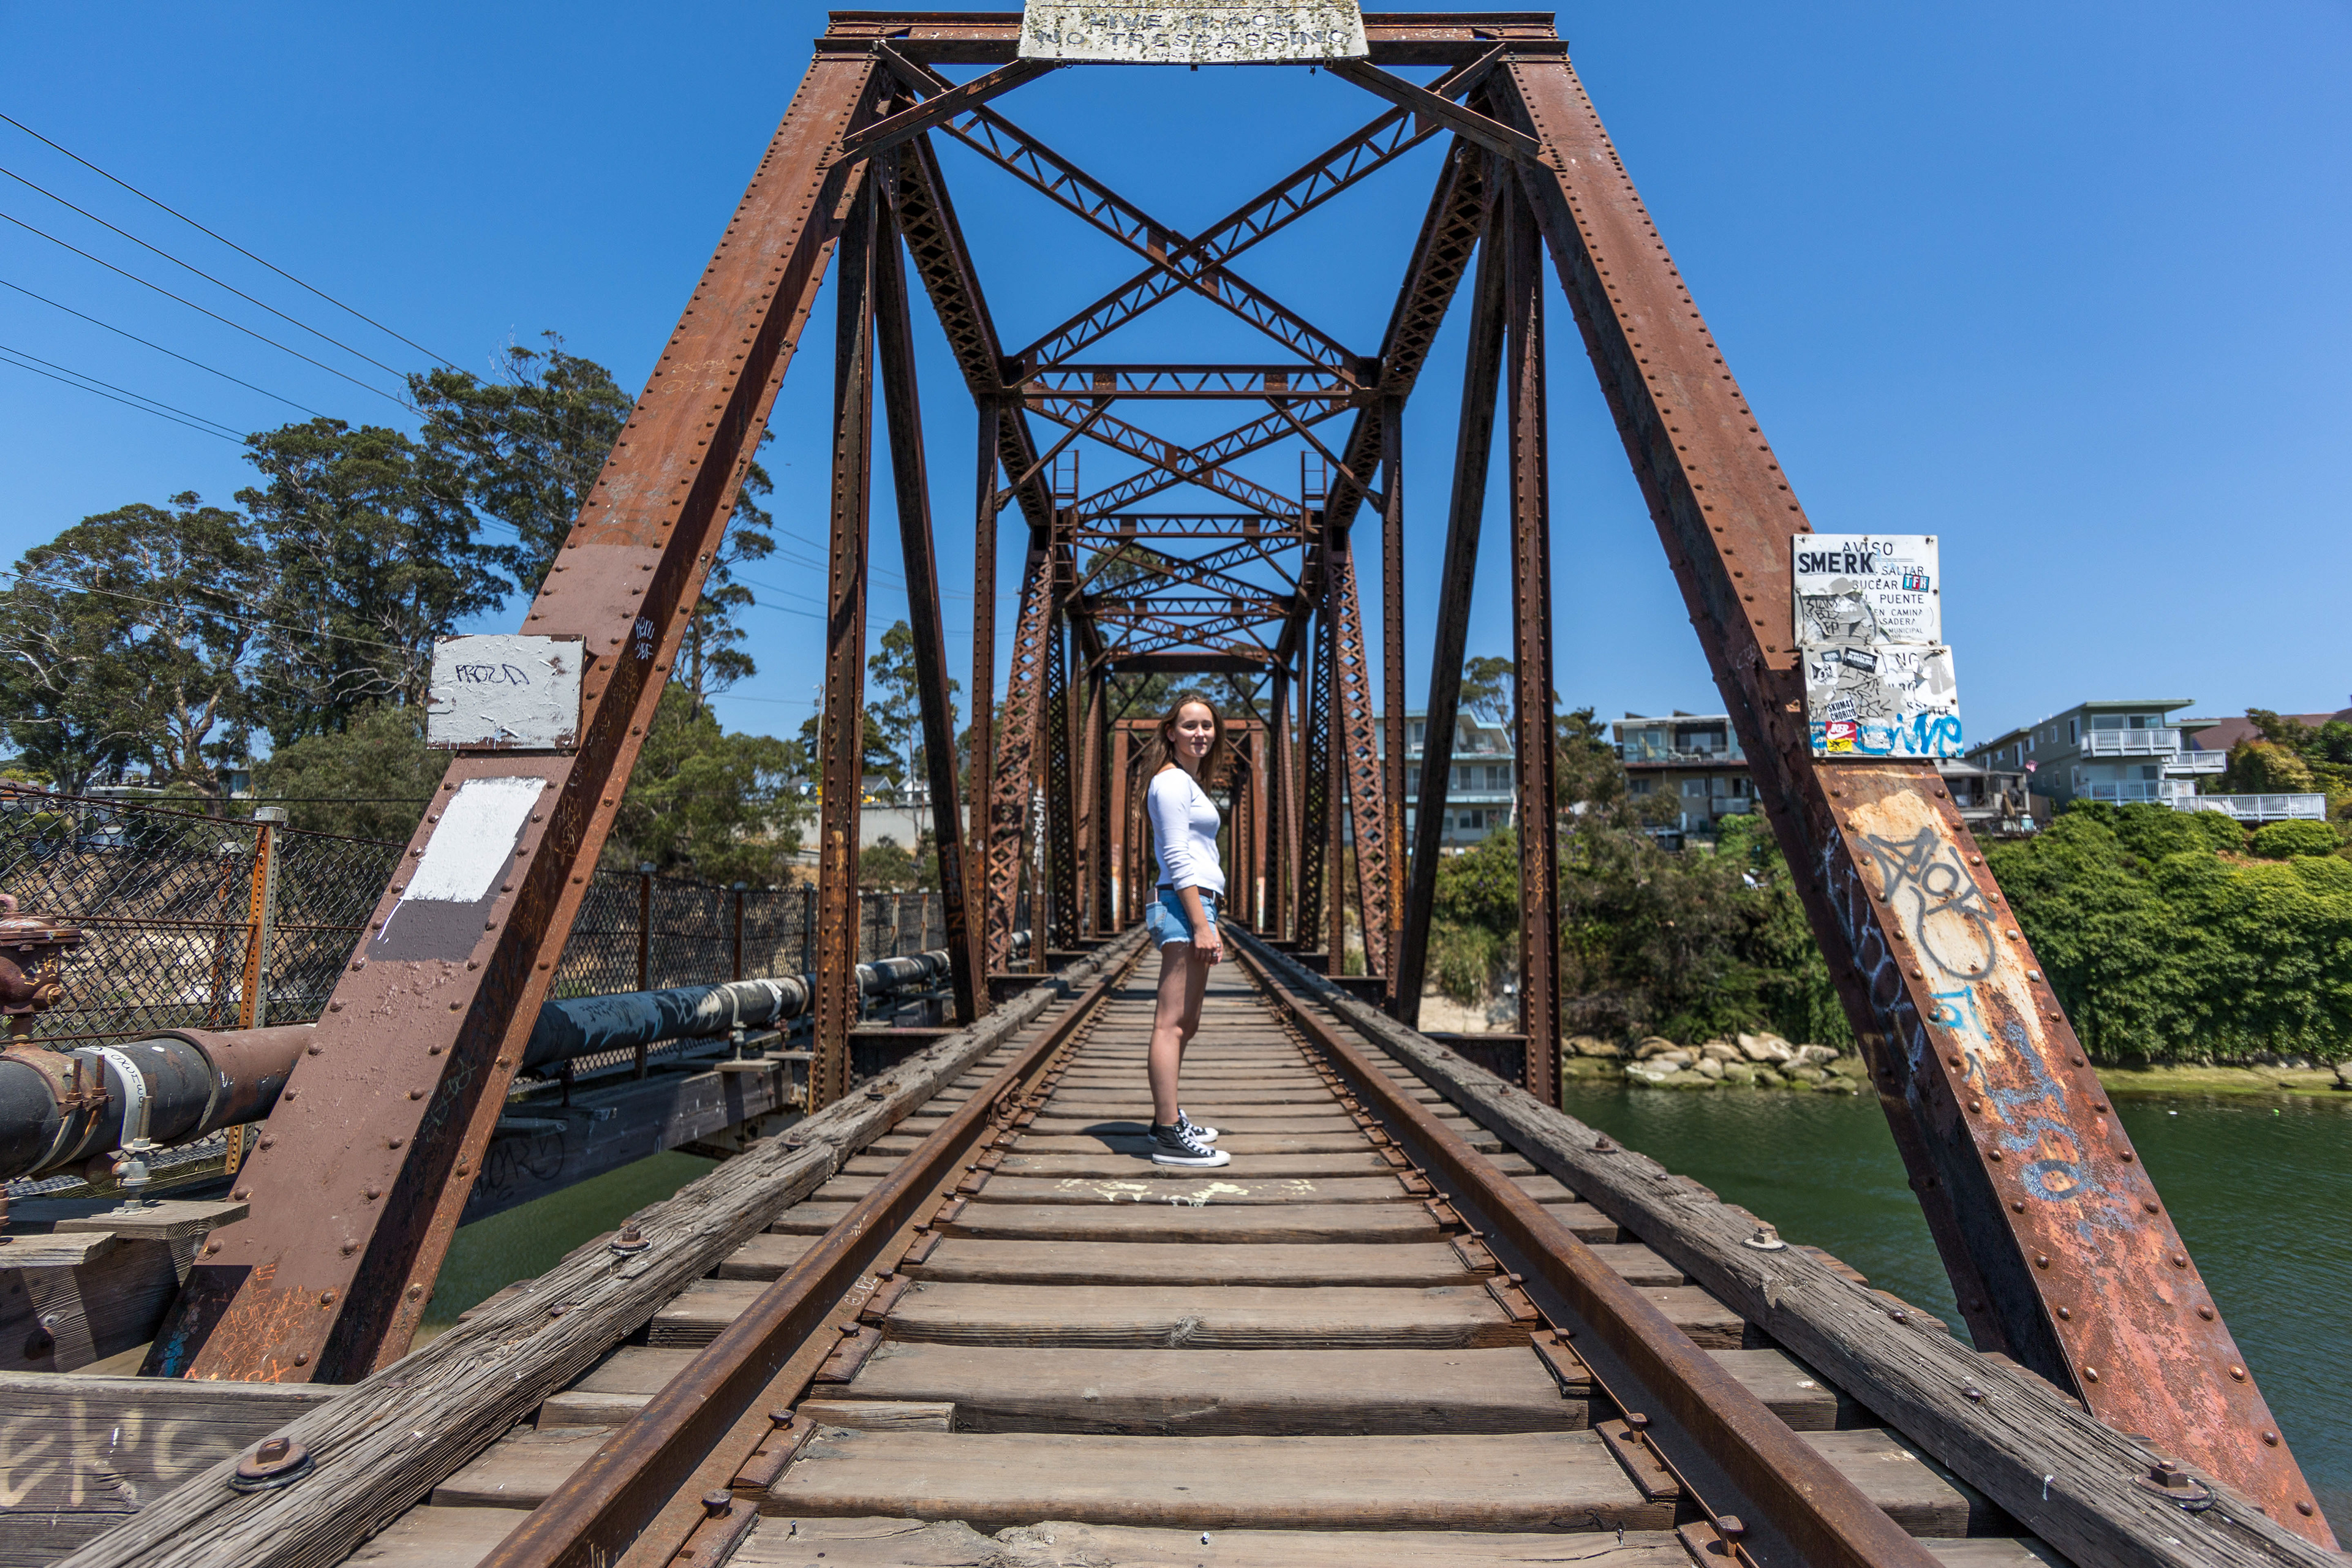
[0,937,1004,1183]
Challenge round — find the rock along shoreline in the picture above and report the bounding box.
[1562,1028,1868,1094]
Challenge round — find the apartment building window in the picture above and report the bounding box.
[1683,779,1708,798]
[2068,718,2079,744]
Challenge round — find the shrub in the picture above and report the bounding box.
[2250,819,2343,859]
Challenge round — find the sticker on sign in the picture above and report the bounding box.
[1804,643,1963,759]
[1019,0,1369,63]
[1792,533,1939,647]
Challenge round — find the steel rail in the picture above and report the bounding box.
[479,932,1145,1568]
[1231,931,1942,1568]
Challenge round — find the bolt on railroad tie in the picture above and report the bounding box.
[609,1222,652,1256]
[1741,1223,1787,1251]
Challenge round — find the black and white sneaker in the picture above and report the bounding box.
[1176,1110,1219,1143]
[1152,1121,1231,1167]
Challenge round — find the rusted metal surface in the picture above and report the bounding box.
[475,940,1136,1568]
[810,181,879,1115]
[1237,933,1941,1568]
[1322,528,1392,981]
[873,173,981,1026]
[1042,606,1078,949]
[1378,397,1408,1007]
[154,48,883,1382]
[983,542,1057,971]
[1492,49,2334,1541]
[1500,176,1559,1106]
[1393,185,1504,1026]
[0,892,84,1032]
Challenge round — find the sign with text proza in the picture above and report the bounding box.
[426,634,584,751]
[1792,533,1939,647]
[1793,532,1961,759]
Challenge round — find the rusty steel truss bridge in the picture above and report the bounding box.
[131,10,2332,1555]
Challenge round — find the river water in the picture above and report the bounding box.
[1559,1079,2352,1531]
[420,1085,2349,1531]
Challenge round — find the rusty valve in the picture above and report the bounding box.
[0,894,83,1039]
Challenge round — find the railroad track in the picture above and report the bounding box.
[323,938,2063,1568]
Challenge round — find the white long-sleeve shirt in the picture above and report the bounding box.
[1148,766,1226,895]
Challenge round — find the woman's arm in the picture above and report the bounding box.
[1176,882,1222,965]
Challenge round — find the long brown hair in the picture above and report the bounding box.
[1134,690,1233,788]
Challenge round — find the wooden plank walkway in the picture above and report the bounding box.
[339,970,2059,1567]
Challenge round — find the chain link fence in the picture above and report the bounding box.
[0,788,944,1050]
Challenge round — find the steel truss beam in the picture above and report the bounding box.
[1321,528,1393,982]
[1492,52,2331,1539]
[1018,47,1508,366]
[984,541,1058,971]
[810,183,881,1115]
[873,164,981,1027]
[1043,607,1077,949]
[157,48,887,1382]
[1394,178,1506,1026]
[881,52,1355,370]
[1079,513,1308,541]
[1022,364,1359,401]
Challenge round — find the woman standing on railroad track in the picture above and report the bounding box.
[1139,692,1234,1168]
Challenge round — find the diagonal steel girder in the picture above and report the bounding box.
[1026,398,1299,517]
[1078,513,1309,541]
[1491,50,2334,1540]
[1019,48,1509,366]
[881,54,1355,371]
[1052,398,1351,518]
[1077,536,1298,600]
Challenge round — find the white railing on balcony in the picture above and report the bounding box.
[2080,728,2182,756]
[2184,794,2329,823]
[2164,750,2225,775]
[2079,779,2197,805]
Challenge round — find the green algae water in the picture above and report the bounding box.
[1558,1079,2352,1530]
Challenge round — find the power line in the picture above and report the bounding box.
[0,112,459,369]
[0,339,245,436]
[0,161,413,382]
[0,208,413,410]
[0,348,242,443]
[0,274,330,418]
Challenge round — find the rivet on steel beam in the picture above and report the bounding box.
[2263,1430,2280,1446]
[703,1490,734,1517]
[233,1187,250,1200]
[2034,1254,2049,1269]
[2083,1366,2100,1382]
[2199,1304,2215,1320]
[2057,1305,2071,1319]
[2230,1365,2247,1381]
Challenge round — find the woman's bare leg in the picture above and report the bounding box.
[1149,940,1207,1125]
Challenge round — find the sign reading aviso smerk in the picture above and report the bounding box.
[1791,533,1940,646]
[1019,0,1368,63]
[1792,533,1962,760]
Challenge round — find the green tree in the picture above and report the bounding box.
[800,709,902,788]
[1460,656,1513,726]
[410,335,778,707]
[252,702,447,839]
[867,620,960,835]
[238,418,508,744]
[605,688,807,882]
[2251,820,2342,859]
[0,495,263,802]
[859,835,918,891]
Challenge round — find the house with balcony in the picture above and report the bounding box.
[1612,712,1754,834]
[1965,699,2322,823]
[1381,712,1518,848]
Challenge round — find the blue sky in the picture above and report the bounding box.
[3,2,2347,750]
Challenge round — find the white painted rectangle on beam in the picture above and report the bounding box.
[426,634,584,751]
[1020,0,1368,63]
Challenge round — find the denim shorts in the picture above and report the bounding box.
[1145,886,1218,946]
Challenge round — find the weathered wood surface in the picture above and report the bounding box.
[796,1398,957,1432]
[880,1281,1524,1349]
[732,1517,1697,1567]
[0,1374,331,1566]
[1237,932,2340,1568]
[53,1200,248,1242]
[969,1174,1411,1205]
[1803,1428,1997,1537]
[1708,1347,1855,1430]
[1,1236,189,1375]
[839,1341,1588,1433]
[904,1238,1477,1287]
[762,1428,1674,1533]
[938,1200,1439,1245]
[53,935,1144,1568]
[431,1425,614,1509]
